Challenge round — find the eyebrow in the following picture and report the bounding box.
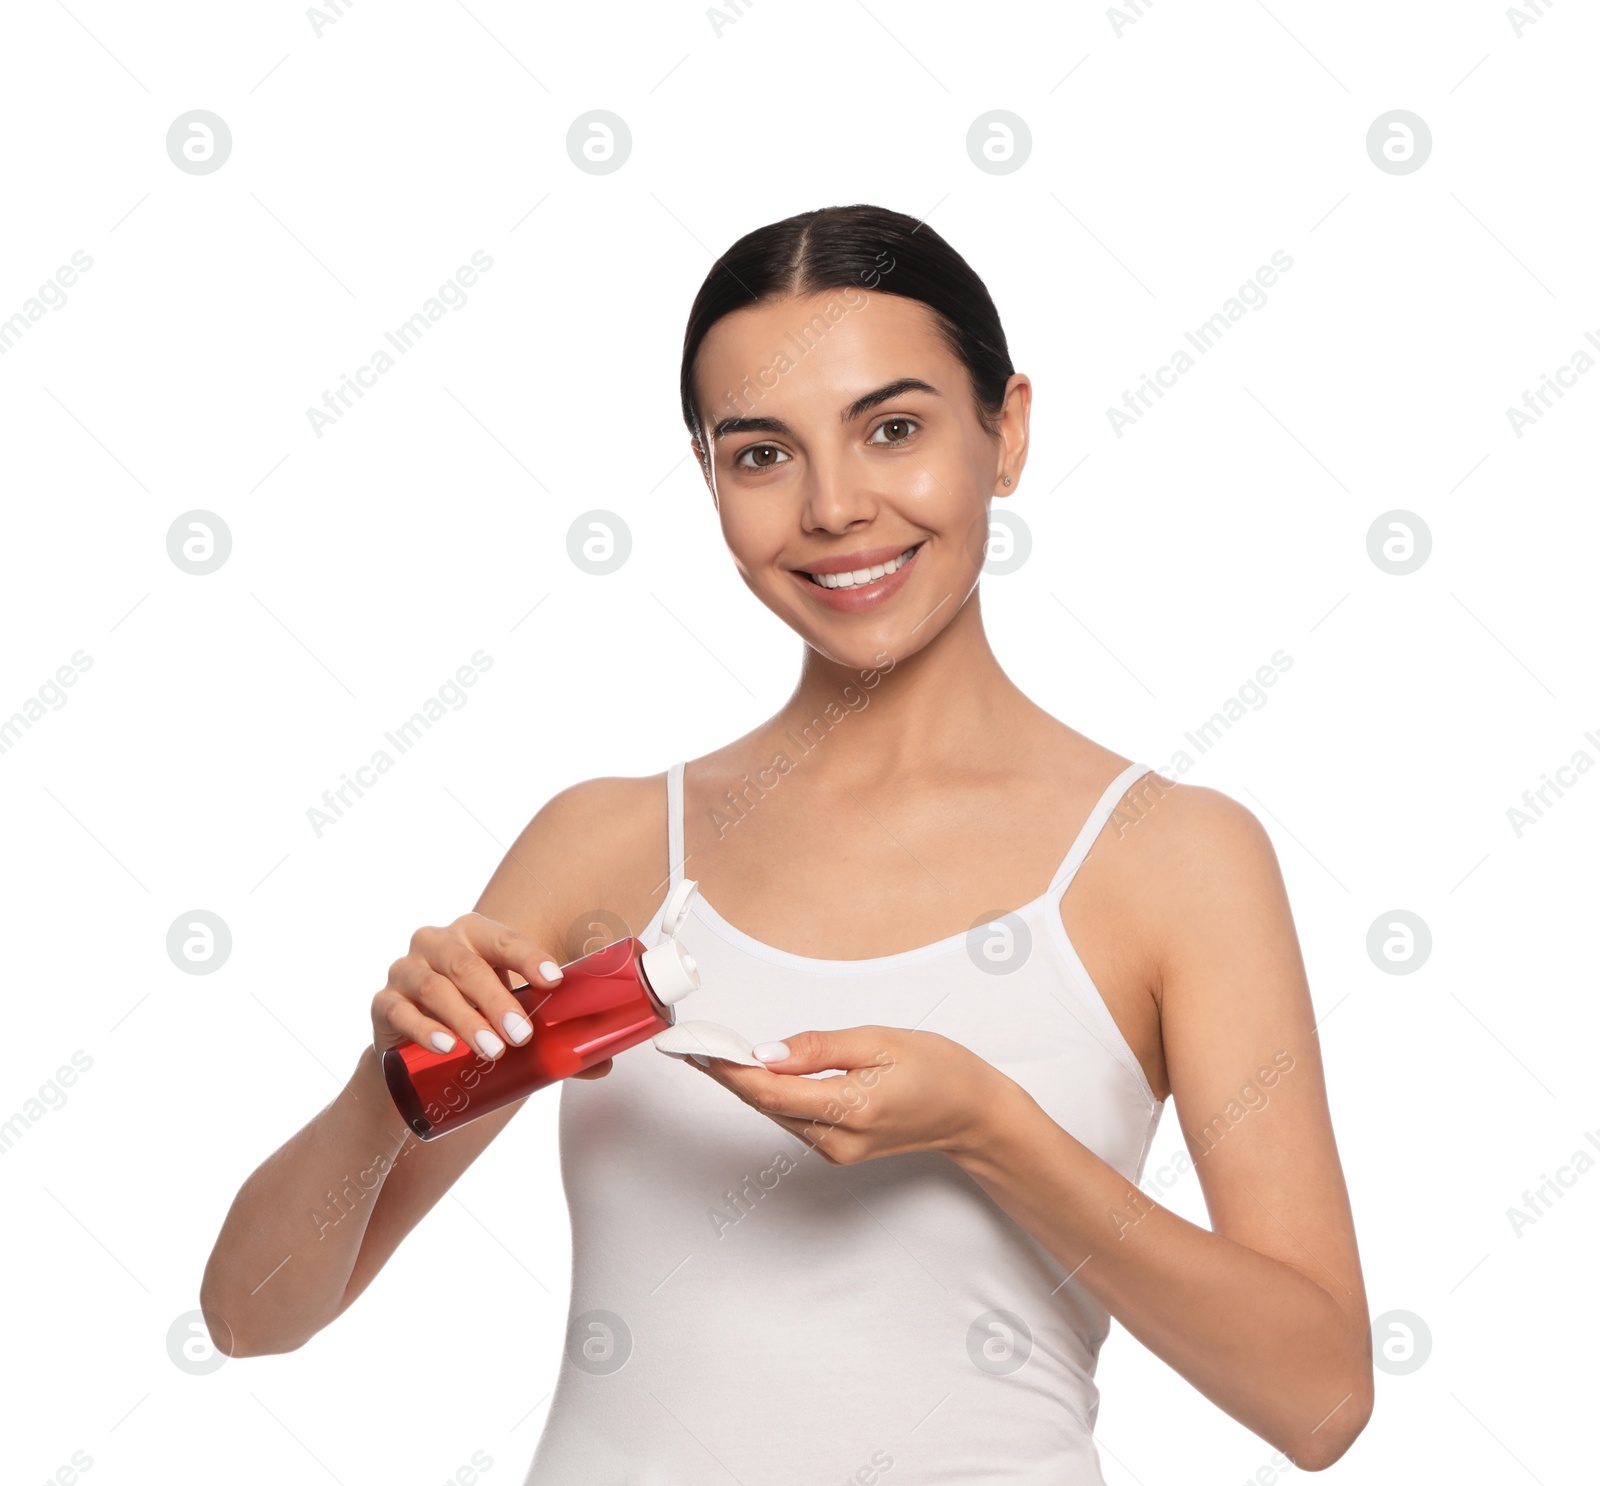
[709,377,940,442]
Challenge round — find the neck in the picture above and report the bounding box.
[768,587,1035,783]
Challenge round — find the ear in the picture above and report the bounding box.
[993,373,1032,495]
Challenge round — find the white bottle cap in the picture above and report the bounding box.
[641,940,700,1005]
[640,878,701,1006]
[658,877,698,938]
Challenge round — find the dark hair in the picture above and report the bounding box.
[679,203,1014,466]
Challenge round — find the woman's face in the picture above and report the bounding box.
[691,289,1029,670]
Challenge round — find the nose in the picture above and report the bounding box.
[799,454,877,535]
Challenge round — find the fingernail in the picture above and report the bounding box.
[539,960,563,982]
[430,1031,456,1053]
[690,1054,709,1067]
[752,1041,790,1062]
[475,1029,505,1058]
[503,1011,532,1044]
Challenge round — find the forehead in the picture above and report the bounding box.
[693,290,952,417]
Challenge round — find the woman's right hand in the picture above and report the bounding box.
[371,913,613,1078]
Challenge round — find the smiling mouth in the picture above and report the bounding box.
[803,544,922,590]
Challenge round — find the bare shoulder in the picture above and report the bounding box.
[1109,772,1277,871]
[474,771,671,958]
[1097,774,1291,991]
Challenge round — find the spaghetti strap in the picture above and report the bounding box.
[665,759,686,889]
[1046,760,1158,900]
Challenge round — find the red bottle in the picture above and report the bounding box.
[382,879,701,1140]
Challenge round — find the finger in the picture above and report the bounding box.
[744,1027,895,1076]
[422,934,545,1051]
[770,1113,844,1162]
[408,967,515,1061]
[695,1059,840,1124]
[708,1034,898,1125]
[456,914,567,993]
[490,961,545,1002]
[374,988,461,1055]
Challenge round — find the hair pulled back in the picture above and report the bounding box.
[679,203,1014,465]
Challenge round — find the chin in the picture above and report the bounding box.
[799,617,925,674]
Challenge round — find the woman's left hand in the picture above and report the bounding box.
[685,1025,1015,1164]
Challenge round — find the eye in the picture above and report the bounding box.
[735,444,790,471]
[868,417,919,446]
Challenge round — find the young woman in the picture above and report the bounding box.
[201,204,1373,1482]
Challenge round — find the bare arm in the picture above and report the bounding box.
[199,775,666,1357]
[946,789,1373,1468]
[198,1044,526,1356]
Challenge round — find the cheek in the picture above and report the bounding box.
[885,427,983,507]
[892,457,980,538]
[718,502,786,575]
[908,459,964,510]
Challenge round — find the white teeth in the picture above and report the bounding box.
[809,546,917,589]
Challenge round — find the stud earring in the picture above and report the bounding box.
[1002,476,1012,486]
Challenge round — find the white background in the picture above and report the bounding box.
[2,1,1596,1482]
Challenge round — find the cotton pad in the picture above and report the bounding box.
[652,1019,771,1067]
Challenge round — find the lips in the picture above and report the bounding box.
[790,541,925,610]
[802,545,920,589]
[794,541,923,584]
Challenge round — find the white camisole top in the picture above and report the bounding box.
[524,758,1165,1486]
